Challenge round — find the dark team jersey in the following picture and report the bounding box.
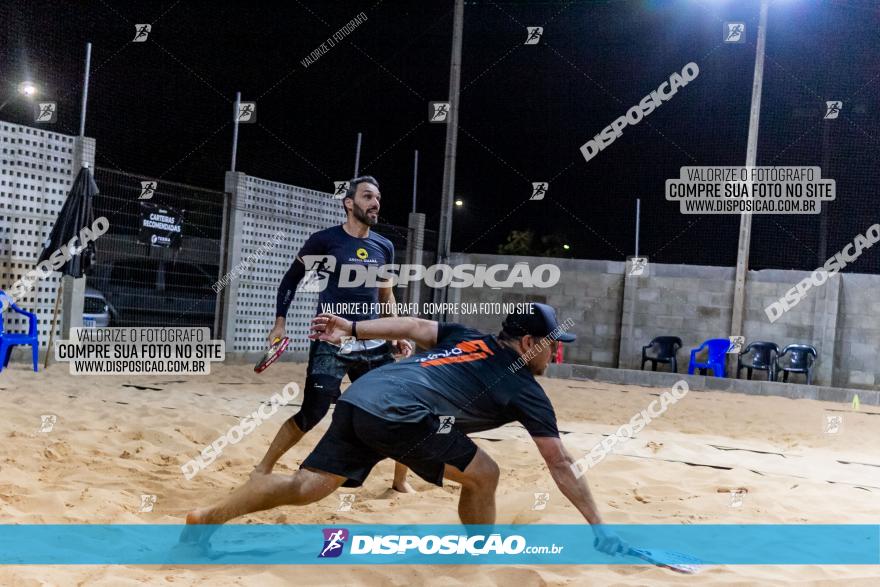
[340,323,560,437]
[276,225,395,321]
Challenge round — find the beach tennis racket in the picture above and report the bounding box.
[627,547,703,574]
[254,337,289,373]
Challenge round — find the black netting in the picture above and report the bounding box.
[87,167,223,331]
[2,0,877,272]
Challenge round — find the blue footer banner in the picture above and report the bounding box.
[0,525,877,565]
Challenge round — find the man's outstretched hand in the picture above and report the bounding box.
[392,339,414,357]
[592,526,629,556]
[309,313,352,344]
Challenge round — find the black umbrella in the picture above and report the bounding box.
[37,163,100,277]
[38,163,101,369]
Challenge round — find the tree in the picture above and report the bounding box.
[498,229,570,257]
[498,229,535,255]
[539,233,569,257]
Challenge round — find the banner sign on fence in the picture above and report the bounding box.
[138,202,184,249]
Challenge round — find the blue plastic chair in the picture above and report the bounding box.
[0,290,39,373]
[687,338,729,378]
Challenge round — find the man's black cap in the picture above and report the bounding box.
[501,302,576,343]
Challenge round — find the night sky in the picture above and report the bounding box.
[2,0,879,272]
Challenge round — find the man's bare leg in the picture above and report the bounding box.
[392,462,415,493]
[442,448,500,524]
[183,467,345,542]
[252,419,305,477]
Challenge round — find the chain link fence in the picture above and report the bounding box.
[87,167,224,332]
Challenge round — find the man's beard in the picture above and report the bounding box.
[352,203,378,226]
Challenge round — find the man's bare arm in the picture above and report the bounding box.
[532,436,627,554]
[311,314,439,350]
[377,286,414,357]
[377,283,394,309]
[533,436,603,524]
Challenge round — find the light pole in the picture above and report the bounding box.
[730,0,769,371]
[434,0,465,317]
[732,2,770,322]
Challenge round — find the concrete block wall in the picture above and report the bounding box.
[619,263,734,372]
[447,252,880,390]
[742,270,840,386]
[835,274,880,389]
[221,171,345,354]
[0,120,95,348]
[447,254,625,366]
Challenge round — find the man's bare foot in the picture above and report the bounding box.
[185,509,211,524]
[391,480,415,493]
[250,465,272,481]
[179,509,219,545]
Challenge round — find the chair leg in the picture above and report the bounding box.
[747,368,753,380]
[671,359,677,373]
[806,370,812,385]
[652,361,657,372]
[1,343,11,370]
[783,371,789,383]
[31,343,39,372]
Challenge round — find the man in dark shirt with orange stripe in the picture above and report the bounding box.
[185,303,626,556]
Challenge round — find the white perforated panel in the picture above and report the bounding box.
[229,175,344,353]
[0,122,87,348]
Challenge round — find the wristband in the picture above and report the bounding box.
[351,321,358,340]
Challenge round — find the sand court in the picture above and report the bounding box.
[1,361,878,585]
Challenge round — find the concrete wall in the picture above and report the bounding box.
[835,274,880,388]
[740,269,840,386]
[0,120,95,347]
[221,172,345,354]
[448,252,880,390]
[447,254,625,366]
[619,262,735,371]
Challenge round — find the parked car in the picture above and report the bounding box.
[101,258,217,329]
[83,287,115,327]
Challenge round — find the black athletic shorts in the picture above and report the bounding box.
[301,401,478,488]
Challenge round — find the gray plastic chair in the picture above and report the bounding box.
[776,344,818,385]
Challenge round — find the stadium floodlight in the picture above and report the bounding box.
[18,81,39,97]
[454,199,464,207]
[0,80,41,112]
[563,244,570,250]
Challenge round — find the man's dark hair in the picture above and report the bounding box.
[497,329,523,344]
[343,176,379,211]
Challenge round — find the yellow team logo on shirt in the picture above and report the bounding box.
[356,248,369,260]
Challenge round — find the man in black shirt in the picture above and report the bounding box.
[185,303,627,556]
[260,175,414,492]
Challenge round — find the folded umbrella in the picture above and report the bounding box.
[37,164,100,277]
